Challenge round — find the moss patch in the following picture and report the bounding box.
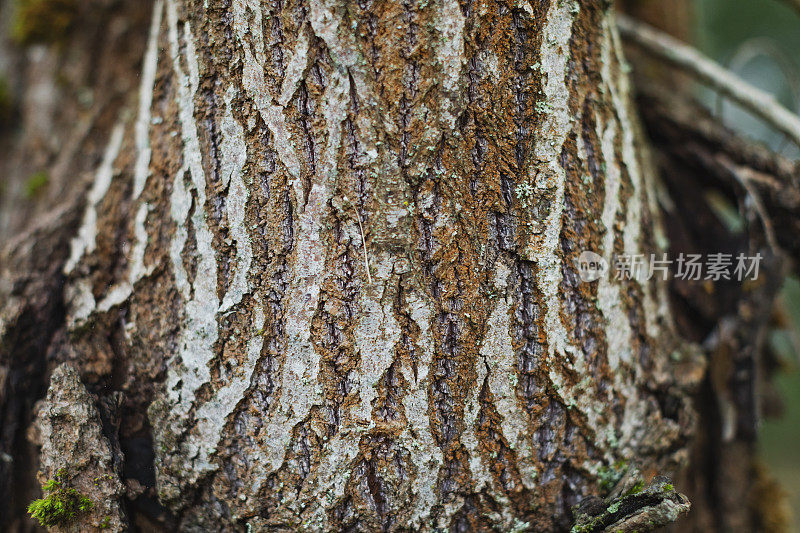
[624,480,645,496]
[27,469,93,528]
[12,0,78,46]
[570,476,690,533]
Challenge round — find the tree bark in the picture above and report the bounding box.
[0,0,723,531]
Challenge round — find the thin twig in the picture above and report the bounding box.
[353,205,373,285]
[718,155,781,253]
[617,14,800,148]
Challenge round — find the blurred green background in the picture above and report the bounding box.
[696,0,800,528]
[697,0,800,157]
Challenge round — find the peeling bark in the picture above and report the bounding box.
[0,0,722,531]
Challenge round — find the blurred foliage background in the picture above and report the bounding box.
[696,0,800,528]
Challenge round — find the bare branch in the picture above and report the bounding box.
[617,14,800,149]
[635,83,800,258]
[718,155,781,253]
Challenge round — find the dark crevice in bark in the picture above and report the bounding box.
[558,157,607,378]
[180,184,199,295]
[512,259,546,411]
[0,297,65,529]
[475,377,535,516]
[121,425,176,530]
[450,494,489,533]
[312,206,360,437]
[0,201,82,529]
[296,80,317,208]
[330,435,414,533]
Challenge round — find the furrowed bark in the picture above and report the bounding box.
[1,0,707,531]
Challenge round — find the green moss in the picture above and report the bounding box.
[24,171,49,198]
[570,515,604,533]
[12,0,78,46]
[41,478,61,492]
[99,515,111,529]
[27,470,93,528]
[625,480,645,496]
[663,483,674,492]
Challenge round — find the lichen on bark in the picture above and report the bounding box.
[1,0,709,531]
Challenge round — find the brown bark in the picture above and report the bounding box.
[0,0,792,532]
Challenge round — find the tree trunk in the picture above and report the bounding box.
[0,0,731,531]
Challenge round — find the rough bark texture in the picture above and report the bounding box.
[0,0,723,531]
[30,363,127,532]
